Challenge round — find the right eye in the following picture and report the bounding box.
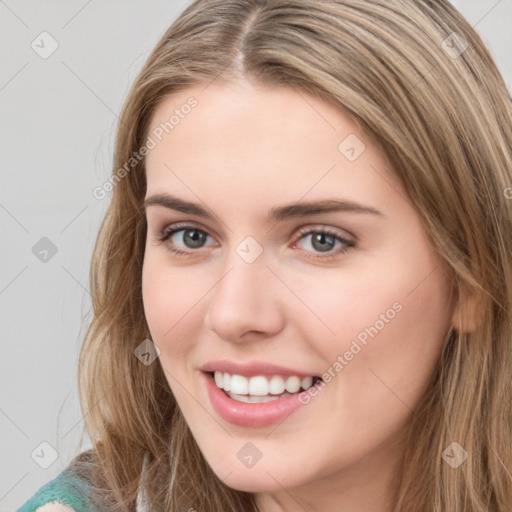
[154,223,215,256]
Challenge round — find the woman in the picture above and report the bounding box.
[18,0,512,511]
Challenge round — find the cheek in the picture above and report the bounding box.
[141,260,198,404]
[295,256,453,401]
[337,286,451,435]
[142,255,195,356]
[141,251,219,377]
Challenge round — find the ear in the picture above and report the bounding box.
[451,285,486,333]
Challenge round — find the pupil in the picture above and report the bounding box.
[312,233,334,252]
[185,229,205,248]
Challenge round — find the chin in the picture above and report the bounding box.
[220,470,293,493]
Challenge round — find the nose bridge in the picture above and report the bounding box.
[204,240,284,339]
[214,243,269,310]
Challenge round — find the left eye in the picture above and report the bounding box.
[294,229,353,254]
[154,224,355,259]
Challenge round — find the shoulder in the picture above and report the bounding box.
[16,461,100,512]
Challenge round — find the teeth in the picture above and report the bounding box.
[227,392,293,403]
[214,371,224,388]
[231,374,249,395]
[213,371,316,396]
[248,375,269,396]
[285,376,301,393]
[223,372,231,391]
[269,375,285,395]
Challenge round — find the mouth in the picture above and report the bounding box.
[201,370,324,427]
[206,370,323,404]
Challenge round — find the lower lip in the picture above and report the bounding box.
[202,372,309,428]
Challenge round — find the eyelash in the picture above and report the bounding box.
[153,223,355,261]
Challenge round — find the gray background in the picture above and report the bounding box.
[1,1,511,510]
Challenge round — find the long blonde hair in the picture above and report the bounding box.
[74,1,512,510]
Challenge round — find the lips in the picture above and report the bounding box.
[198,359,324,427]
[201,371,312,427]
[199,359,321,378]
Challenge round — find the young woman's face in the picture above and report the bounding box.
[142,80,456,509]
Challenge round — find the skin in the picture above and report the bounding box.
[141,79,461,512]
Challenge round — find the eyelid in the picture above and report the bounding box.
[154,219,354,239]
[160,221,216,238]
[155,222,354,245]
[293,224,356,244]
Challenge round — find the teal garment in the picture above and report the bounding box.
[16,466,101,512]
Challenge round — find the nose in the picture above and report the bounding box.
[204,253,285,343]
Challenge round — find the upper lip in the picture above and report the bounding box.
[200,360,320,378]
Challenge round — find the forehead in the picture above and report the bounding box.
[144,81,402,215]
[147,81,356,157]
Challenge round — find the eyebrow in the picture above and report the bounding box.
[143,193,385,221]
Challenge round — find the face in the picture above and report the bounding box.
[142,79,456,509]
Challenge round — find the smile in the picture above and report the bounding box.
[213,371,321,403]
[201,370,324,428]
